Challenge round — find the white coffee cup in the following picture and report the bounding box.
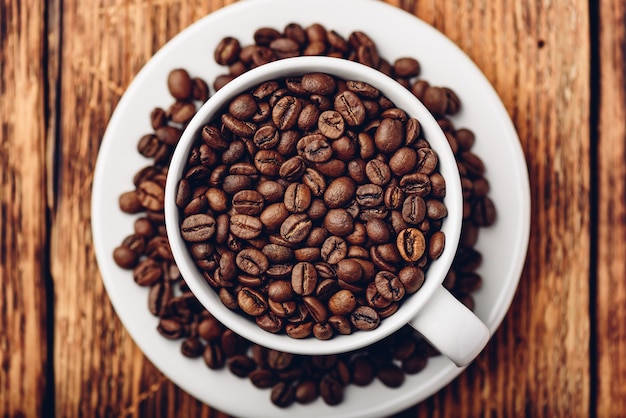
[165,56,489,367]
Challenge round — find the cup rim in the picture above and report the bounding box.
[164,56,463,355]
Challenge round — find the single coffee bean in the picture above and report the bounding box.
[365,159,391,185]
[320,236,347,264]
[324,177,356,208]
[375,271,405,302]
[167,68,192,100]
[254,150,285,176]
[320,375,344,406]
[256,312,284,333]
[303,138,333,162]
[377,363,405,388]
[303,296,329,323]
[291,261,318,296]
[472,196,496,226]
[272,95,302,130]
[229,214,263,240]
[137,180,165,211]
[180,214,216,242]
[253,124,280,150]
[260,203,289,230]
[237,287,268,316]
[334,90,366,126]
[302,168,326,196]
[351,355,376,386]
[231,190,264,215]
[313,323,334,340]
[214,36,241,65]
[350,306,380,331]
[113,246,137,269]
[328,289,357,316]
[426,199,448,219]
[400,172,431,196]
[284,183,312,213]
[396,228,426,262]
[271,381,295,408]
[374,118,403,154]
[280,213,313,244]
[365,218,391,244]
[402,195,426,225]
[157,318,184,340]
[389,147,418,176]
[317,110,345,139]
[301,72,337,95]
[336,259,363,283]
[428,230,445,259]
[236,248,269,276]
[355,183,384,207]
[285,322,313,339]
[398,265,425,293]
[257,180,285,203]
[202,340,225,369]
[323,209,354,237]
[394,57,421,77]
[262,243,293,264]
[249,368,278,389]
[415,147,438,174]
[279,156,306,181]
[295,379,319,404]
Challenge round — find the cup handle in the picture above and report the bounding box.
[409,286,490,367]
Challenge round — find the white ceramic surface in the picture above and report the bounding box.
[164,56,488,364]
[91,1,530,417]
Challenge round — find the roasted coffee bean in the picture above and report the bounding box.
[389,147,418,176]
[280,213,313,243]
[303,138,333,162]
[214,36,240,65]
[157,318,184,340]
[400,172,431,196]
[428,230,445,259]
[320,236,347,264]
[300,168,325,198]
[301,72,336,95]
[415,148,438,174]
[351,356,376,386]
[113,246,137,269]
[285,322,313,339]
[271,381,295,408]
[291,261,317,296]
[294,379,319,404]
[256,312,284,333]
[377,363,405,388]
[180,214,216,242]
[203,341,225,369]
[375,271,405,302]
[328,289,357,316]
[249,368,278,388]
[366,218,391,244]
[303,296,329,323]
[284,183,312,213]
[313,323,334,340]
[351,306,380,331]
[402,195,426,225]
[260,203,289,230]
[236,248,269,275]
[334,90,366,126]
[323,209,354,237]
[167,68,192,100]
[257,180,285,203]
[320,375,344,406]
[336,259,363,284]
[355,183,383,207]
[238,287,268,316]
[396,228,426,262]
[426,199,448,219]
[254,150,285,176]
[398,265,425,293]
[365,159,391,185]
[229,214,263,240]
[472,196,496,226]
[323,177,355,208]
[316,110,345,140]
[374,118,403,154]
[272,95,302,130]
[181,337,204,358]
[232,190,264,215]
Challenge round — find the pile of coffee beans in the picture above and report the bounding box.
[175,71,449,339]
[112,22,495,408]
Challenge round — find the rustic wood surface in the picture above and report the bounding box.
[0,0,623,416]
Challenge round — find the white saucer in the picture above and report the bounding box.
[91,1,530,417]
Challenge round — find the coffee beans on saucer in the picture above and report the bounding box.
[112,22,495,408]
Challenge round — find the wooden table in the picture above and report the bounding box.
[1,0,624,416]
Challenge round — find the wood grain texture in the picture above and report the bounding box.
[50,0,235,417]
[396,0,592,416]
[0,0,49,416]
[596,0,626,415]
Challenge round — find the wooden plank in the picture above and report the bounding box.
[596,0,626,415]
[50,0,236,416]
[0,0,49,416]
[395,0,592,416]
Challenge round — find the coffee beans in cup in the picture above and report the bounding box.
[175,71,449,340]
